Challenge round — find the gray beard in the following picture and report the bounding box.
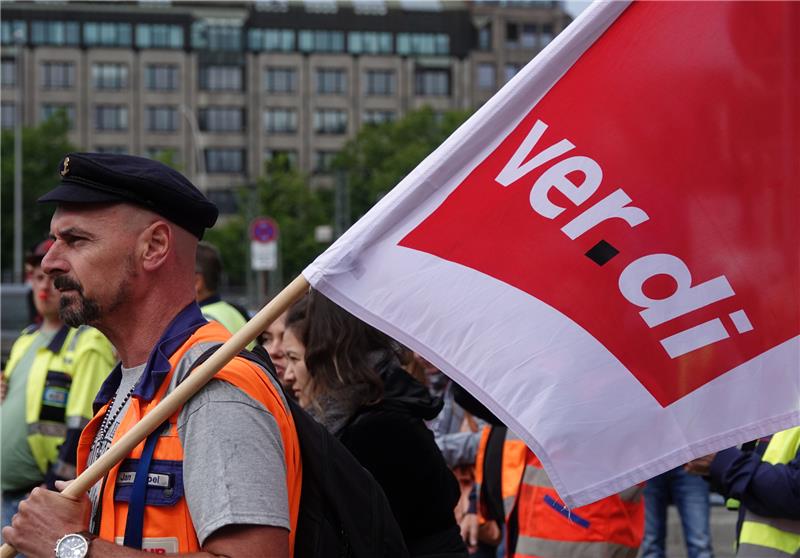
[59,292,102,328]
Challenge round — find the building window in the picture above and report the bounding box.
[84,22,132,47]
[397,33,449,56]
[41,62,75,89]
[92,63,128,90]
[316,68,346,95]
[264,67,297,94]
[264,108,297,134]
[198,107,245,133]
[478,23,492,51]
[95,145,128,154]
[477,63,496,90]
[364,70,395,96]
[192,23,241,51]
[249,28,294,52]
[298,30,344,53]
[313,150,337,174]
[263,149,298,170]
[348,31,392,55]
[205,148,245,173]
[31,21,80,46]
[199,65,243,91]
[1,102,16,129]
[415,69,450,96]
[145,64,179,91]
[95,105,128,131]
[207,189,239,214]
[1,21,26,46]
[506,23,537,49]
[40,104,75,128]
[540,23,554,47]
[1,59,16,87]
[504,63,521,83]
[146,106,178,132]
[363,110,395,125]
[136,24,183,49]
[313,109,347,135]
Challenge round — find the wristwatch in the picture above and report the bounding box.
[54,532,90,558]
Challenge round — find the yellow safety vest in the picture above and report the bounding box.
[737,427,800,557]
[3,324,115,476]
[199,299,255,349]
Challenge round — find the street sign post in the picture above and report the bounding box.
[250,217,279,272]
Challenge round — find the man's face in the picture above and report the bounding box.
[41,204,139,329]
[29,264,60,320]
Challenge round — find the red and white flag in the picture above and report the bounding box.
[304,1,799,506]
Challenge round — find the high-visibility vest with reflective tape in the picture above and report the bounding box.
[474,426,528,525]
[3,324,114,477]
[737,427,800,558]
[511,450,644,558]
[77,321,302,555]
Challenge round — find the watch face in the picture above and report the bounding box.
[56,534,88,558]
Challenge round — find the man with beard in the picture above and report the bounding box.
[1,240,115,537]
[2,153,302,558]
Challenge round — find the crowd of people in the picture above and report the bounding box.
[0,153,798,558]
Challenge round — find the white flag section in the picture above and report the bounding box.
[304,1,800,506]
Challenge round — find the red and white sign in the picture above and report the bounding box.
[250,217,279,271]
[305,1,799,506]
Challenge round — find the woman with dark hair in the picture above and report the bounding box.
[282,291,468,558]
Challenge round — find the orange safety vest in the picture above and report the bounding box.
[474,426,528,526]
[77,321,302,554]
[510,451,644,558]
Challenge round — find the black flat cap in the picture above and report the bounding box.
[38,153,218,239]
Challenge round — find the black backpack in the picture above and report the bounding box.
[192,344,409,558]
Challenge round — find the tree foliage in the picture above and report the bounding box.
[255,157,333,282]
[206,156,332,287]
[333,106,472,221]
[1,112,76,277]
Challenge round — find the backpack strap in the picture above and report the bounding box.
[481,425,507,525]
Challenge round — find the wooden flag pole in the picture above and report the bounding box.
[0,275,310,558]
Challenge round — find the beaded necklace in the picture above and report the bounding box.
[90,384,136,454]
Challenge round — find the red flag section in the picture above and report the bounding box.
[400,1,799,407]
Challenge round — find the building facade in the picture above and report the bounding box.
[1,0,570,212]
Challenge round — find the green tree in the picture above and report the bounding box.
[1,111,76,276]
[205,156,332,288]
[254,157,332,282]
[334,106,472,221]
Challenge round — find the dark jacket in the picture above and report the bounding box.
[709,442,800,520]
[338,357,468,558]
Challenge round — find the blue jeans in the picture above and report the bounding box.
[642,466,713,558]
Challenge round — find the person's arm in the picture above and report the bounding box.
[179,380,292,549]
[704,446,800,519]
[1,484,288,558]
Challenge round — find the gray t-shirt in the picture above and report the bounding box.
[178,379,289,545]
[88,367,290,546]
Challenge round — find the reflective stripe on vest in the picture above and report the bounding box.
[511,450,644,558]
[738,427,800,557]
[77,322,301,555]
[515,535,639,558]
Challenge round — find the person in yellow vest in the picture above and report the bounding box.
[2,153,302,558]
[1,239,115,539]
[194,241,249,335]
[686,427,800,557]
